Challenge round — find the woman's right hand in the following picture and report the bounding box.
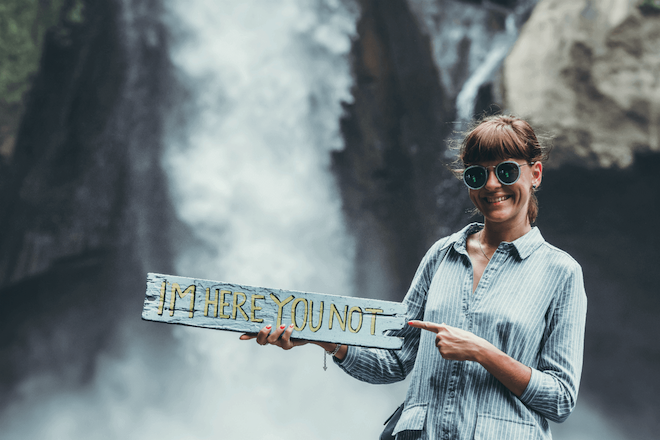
[239,324,310,350]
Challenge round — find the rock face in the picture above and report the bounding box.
[504,0,660,167]
[334,0,471,301]
[0,0,177,406]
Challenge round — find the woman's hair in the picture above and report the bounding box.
[456,115,551,224]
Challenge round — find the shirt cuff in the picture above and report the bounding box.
[333,345,359,370]
[519,367,542,404]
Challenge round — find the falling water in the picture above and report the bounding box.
[159,0,408,439]
[454,12,518,122]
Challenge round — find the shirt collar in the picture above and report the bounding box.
[451,222,545,260]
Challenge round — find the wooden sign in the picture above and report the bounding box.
[142,273,407,349]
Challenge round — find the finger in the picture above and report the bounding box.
[267,324,287,344]
[239,333,256,341]
[279,324,296,350]
[256,325,273,345]
[408,320,444,333]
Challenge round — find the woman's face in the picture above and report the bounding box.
[467,158,543,228]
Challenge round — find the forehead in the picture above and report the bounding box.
[461,123,529,164]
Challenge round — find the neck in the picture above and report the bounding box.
[481,218,532,246]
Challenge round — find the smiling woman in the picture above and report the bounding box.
[245,114,587,440]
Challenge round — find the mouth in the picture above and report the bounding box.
[485,195,511,204]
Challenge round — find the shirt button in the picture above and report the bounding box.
[449,391,455,398]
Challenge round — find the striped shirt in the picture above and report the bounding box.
[336,223,587,439]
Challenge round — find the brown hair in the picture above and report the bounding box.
[457,115,550,224]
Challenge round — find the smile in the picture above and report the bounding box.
[486,195,511,203]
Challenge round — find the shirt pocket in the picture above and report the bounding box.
[392,403,428,436]
[474,413,535,440]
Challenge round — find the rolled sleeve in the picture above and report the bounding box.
[519,262,587,423]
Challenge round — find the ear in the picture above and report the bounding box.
[531,161,543,188]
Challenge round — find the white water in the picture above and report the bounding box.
[454,13,518,122]
[159,0,408,439]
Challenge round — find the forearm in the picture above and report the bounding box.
[474,341,531,397]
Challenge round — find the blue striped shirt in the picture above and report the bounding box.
[336,223,587,439]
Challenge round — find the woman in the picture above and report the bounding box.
[241,115,587,439]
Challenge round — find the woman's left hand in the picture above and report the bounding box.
[407,320,487,362]
[239,324,309,350]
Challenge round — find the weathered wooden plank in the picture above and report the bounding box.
[142,273,408,349]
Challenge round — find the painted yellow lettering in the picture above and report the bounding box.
[291,298,308,331]
[270,293,294,327]
[169,283,196,318]
[308,300,324,332]
[232,291,249,321]
[347,306,363,333]
[251,294,265,323]
[204,288,219,317]
[364,308,384,335]
[329,304,348,331]
[157,280,167,315]
[219,290,231,319]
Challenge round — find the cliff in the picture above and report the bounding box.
[0,0,177,406]
[505,0,660,167]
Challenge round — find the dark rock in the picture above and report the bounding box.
[0,0,177,408]
[333,0,470,300]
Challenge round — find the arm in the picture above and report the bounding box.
[518,263,587,422]
[408,320,531,397]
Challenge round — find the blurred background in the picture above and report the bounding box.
[0,0,658,438]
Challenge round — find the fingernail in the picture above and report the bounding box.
[289,324,294,329]
[266,325,272,330]
[280,325,286,330]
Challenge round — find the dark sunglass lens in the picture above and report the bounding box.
[497,162,520,184]
[464,167,487,189]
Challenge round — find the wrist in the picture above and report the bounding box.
[326,343,341,357]
[472,338,495,365]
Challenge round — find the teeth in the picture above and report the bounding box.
[487,196,510,203]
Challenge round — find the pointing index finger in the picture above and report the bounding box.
[408,320,444,333]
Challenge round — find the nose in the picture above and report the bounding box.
[483,167,501,190]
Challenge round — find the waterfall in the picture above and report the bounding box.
[158,0,409,439]
[455,13,518,122]
[162,0,357,295]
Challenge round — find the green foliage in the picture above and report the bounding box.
[639,0,660,13]
[0,0,67,104]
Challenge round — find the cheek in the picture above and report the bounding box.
[468,190,481,206]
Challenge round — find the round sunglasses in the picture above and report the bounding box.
[462,161,532,190]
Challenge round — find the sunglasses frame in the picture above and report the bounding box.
[462,160,532,190]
